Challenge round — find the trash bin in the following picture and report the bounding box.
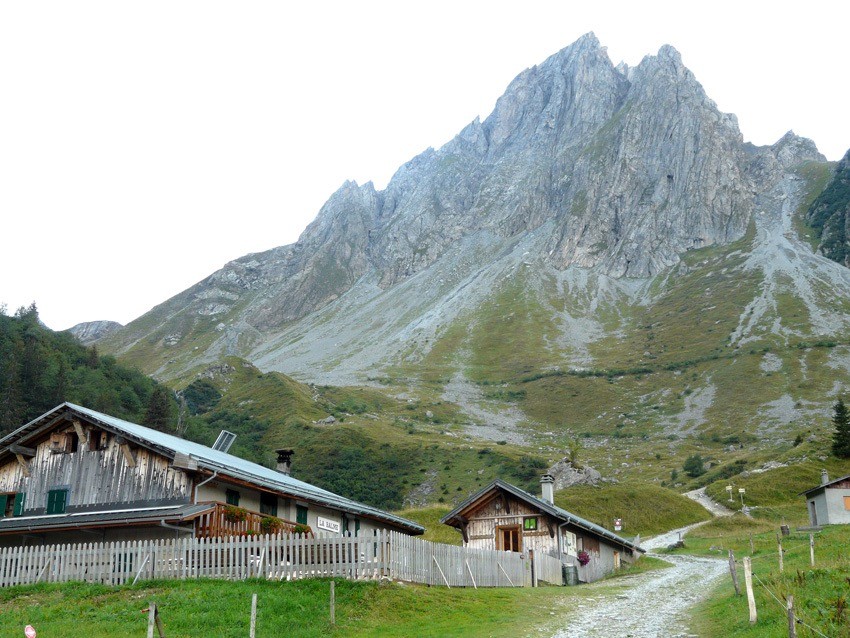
[563,564,579,586]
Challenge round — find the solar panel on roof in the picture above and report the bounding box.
[212,430,236,453]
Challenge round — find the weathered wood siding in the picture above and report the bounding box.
[461,492,637,583]
[464,494,559,556]
[0,425,190,514]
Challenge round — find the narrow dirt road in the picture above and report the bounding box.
[551,515,729,637]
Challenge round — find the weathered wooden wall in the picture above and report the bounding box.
[0,422,190,514]
[464,493,560,556]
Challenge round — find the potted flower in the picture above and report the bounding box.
[577,550,591,566]
[293,523,312,536]
[260,516,283,535]
[224,505,248,523]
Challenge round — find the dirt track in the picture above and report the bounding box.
[550,518,728,637]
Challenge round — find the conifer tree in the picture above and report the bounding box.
[831,398,850,458]
[144,386,173,432]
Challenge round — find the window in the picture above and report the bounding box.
[47,489,68,515]
[496,525,522,552]
[225,489,240,506]
[296,505,308,525]
[260,493,277,516]
[563,530,577,556]
[0,493,20,517]
[89,430,109,451]
[523,517,538,531]
[63,432,78,453]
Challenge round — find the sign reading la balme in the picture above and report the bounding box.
[316,516,341,533]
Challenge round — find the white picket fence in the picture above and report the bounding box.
[0,531,554,589]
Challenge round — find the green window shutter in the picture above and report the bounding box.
[354,518,360,536]
[47,489,68,515]
[225,489,240,506]
[296,505,308,525]
[12,493,25,517]
[0,495,7,518]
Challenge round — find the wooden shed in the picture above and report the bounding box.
[441,476,644,583]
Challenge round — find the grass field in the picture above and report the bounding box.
[0,566,664,638]
[672,518,850,637]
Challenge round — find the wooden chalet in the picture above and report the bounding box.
[441,476,644,583]
[0,403,423,546]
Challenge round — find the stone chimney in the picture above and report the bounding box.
[821,469,829,486]
[276,449,294,476]
[540,474,555,504]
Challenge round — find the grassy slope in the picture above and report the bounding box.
[555,484,712,537]
[683,524,850,637]
[0,577,610,638]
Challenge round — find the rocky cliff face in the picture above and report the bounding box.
[101,33,830,385]
[68,320,123,345]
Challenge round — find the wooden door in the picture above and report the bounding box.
[496,525,522,552]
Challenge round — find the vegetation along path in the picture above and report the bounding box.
[551,505,730,637]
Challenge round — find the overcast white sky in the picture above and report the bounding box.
[2,1,849,331]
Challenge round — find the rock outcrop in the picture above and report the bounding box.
[67,320,123,345]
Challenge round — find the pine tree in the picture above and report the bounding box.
[144,385,173,432]
[831,398,850,458]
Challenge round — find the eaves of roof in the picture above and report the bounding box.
[0,403,424,535]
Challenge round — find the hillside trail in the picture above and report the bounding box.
[549,490,733,638]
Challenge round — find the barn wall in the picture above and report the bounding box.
[0,422,191,515]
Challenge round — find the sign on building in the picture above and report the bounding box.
[316,516,341,534]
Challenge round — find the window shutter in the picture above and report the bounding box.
[13,493,25,517]
[296,505,308,525]
[0,495,7,518]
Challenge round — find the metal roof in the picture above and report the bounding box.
[0,503,214,534]
[1,403,424,535]
[441,478,644,553]
[800,473,850,496]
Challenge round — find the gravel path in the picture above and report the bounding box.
[551,508,729,637]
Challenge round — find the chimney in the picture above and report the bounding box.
[821,469,829,486]
[540,474,555,504]
[276,449,294,476]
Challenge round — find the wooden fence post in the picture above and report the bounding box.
[728,550,740,596]
[787,595,797,638]
[147,603,156,638]
[777,534,784,573]
[749,534,754,555]
[330,581,335,625]
[146,602,165,638]
[809,533,815,567]
[743,557,757,624]
[250,593,257,638]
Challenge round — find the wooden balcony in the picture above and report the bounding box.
[194,502,307,539]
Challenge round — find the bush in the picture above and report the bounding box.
[683,454,706,478]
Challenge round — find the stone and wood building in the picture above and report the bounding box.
[441,475,644,583]
[0,403,423,546]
